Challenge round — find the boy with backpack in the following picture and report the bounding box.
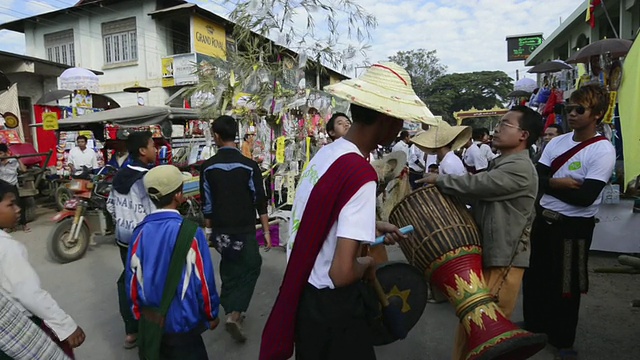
[107,131,158,348]
[126,165,220,360]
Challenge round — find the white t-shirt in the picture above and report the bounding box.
[287,137,376,289]
[539,132,616,217]
[425,154,438,168]
[465,142,496,171]
[391,141,410,163]
[68,146,98,173]
[439,151,467,176]
[0,159,20,185]
[462,144,478,169]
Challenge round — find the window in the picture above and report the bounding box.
[102,17,137,65]
[44,30,75,66]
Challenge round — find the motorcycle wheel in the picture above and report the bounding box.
[54,186,73,211]
[47,218,90,264]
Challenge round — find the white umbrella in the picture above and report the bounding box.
[58,67,100,93]
[514,78,537,93]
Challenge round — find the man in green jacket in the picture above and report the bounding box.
[418,105,543,360]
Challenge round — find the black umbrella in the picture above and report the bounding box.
[528,60,572,73]
[36,89,73,104]
[123,82,151,93]
[566,38,634,64]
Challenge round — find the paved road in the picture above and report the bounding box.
[13,207,639,359]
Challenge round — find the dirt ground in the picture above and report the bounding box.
[19,204,640,359]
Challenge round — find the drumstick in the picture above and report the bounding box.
[372,225,414,246]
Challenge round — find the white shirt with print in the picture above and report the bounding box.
[287,138,376,289]
[439,151,467,176]
[539,132,616,217]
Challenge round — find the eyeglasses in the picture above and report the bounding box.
[565,104,588,115]
[495,121,522,131]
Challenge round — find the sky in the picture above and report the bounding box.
[0,0,585,82]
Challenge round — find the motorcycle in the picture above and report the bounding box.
[47,166,118,263]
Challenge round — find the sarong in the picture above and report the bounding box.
[220,232,262,314]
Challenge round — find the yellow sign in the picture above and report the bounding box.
[276,136,286,164]
[162,57,175,87]
[42,112,59,130]
[193,16,226,60]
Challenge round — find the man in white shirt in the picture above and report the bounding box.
[67,135,98,176]
[412,122,470,177]
[462,138,479,172]
[391,130,411,163]
[523,84,616,359]
[466,128,497,173]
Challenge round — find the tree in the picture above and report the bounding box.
[388,49,447,102]
[425,71,514,124]
[188,0,378,120]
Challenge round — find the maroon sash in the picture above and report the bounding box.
[550,135,607,175]
[259,153,377,360]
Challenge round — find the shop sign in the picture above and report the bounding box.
[162,53,198,88]
[42,112,59,130]
[506,34,544,61]
[193,16,227,60]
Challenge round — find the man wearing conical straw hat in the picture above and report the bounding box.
[417,105,544,360]
[260,63,437,360]
[412,121,471,176]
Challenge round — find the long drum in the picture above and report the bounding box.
[389,186,546,360]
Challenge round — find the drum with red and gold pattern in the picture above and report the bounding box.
[389,185,546,360]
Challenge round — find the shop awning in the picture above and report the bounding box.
[57,106,200,127]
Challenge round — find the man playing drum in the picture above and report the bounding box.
[259,62,435,360]
[417,105,543,360]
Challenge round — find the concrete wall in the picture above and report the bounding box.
[531,0,639,63]
[23,0,170,107]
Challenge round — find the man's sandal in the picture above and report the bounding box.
[225,318,247,343]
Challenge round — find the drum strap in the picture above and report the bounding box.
[493,220,532,303]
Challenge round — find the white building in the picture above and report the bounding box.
[0,0,347,109]
[526,0,640,65]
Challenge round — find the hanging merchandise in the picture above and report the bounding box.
[276,136,286,164]
[603,60,622,125]
[286,174,296,205]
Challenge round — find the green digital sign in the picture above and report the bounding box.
[506,34,544,62]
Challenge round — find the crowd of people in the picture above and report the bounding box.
[0,62,616,360]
